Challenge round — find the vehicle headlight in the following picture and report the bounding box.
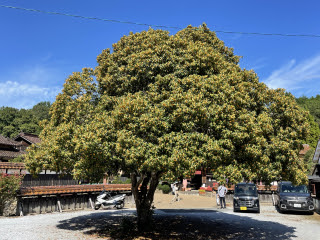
[234,197,239,200]
[252,197,259,200]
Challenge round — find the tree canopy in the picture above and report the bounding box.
[296,96,320,149]
[25,25,310,231]
[304,113,320,149]
[296,95,320,126]
[0,102,51,138]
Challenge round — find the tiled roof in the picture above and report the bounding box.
[299,144,311,156]
[14,132,41,144]
[0,135,19,146]
[0,162,25,169]
[0,149,22,158]
[0,133,40,160]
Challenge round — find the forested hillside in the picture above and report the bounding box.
[0,95,319,147]
[0,102,51,138]
[295,95,320,174]
[296,95,320,148]
[296,95,320,126]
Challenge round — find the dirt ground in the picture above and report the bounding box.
[124,191,219,209]
[2,192,320,240]
[151,191,218,209]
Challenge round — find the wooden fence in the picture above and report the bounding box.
[18,184,132,196]
[15,184,133,216]
[21,174,78,187]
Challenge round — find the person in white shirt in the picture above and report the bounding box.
[217,183,228,209]
[171,183,175,195]
[171,183,180,202]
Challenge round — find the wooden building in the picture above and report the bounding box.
[0,132,77,186]
[310,140,320,212]
[0,135,21,162]
[0,132,41,162]
[14,132,41,151]
[299,144,311,159]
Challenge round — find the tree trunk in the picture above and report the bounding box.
[131,171,160,232]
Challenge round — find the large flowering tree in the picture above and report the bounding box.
[25,25,309,231]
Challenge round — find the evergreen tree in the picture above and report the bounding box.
[26,25,310,231]
[0,102,51,137]
[296,95,320,126]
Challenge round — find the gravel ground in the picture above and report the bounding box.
[1,193,319,240]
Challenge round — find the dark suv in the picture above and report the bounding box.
[233,182,260,213]
[275,181,314,213]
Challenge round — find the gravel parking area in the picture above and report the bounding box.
[1,193,319,240]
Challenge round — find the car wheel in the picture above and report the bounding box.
[116,202,124,209]
[94,204,101,210]
[256,207,260,214]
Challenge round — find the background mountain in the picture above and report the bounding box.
[0,101,51,138]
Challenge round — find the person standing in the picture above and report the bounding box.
[171,183,175,195]
[171,183,180,202]
[218,183,227,209]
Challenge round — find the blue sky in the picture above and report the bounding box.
[1,0,320,109]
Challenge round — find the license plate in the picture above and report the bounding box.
[240,207,247,210]
[294,204,301,208]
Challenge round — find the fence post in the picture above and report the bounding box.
[89,195,94,209]
[18,198,24,216]
[272,193,275,206]
[57,196,62,213]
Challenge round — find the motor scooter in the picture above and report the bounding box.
[94,191,126,210]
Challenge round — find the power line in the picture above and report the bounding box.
[0,5,181,30]
[1,4,320,38]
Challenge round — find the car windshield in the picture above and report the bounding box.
[234,184,257,196]
[281,184,308,193]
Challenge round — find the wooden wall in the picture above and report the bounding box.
[21,174,78,187]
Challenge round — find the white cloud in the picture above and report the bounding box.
[0,81,61,109]
[249,58,267,71]
[0,65,64,109]
[262,54,320,96]
[18,64,65,86]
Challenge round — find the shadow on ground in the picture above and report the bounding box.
[56,209,296,240]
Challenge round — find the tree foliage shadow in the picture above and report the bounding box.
[56,209,297,239]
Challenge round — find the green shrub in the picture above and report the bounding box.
[9,155,25,163]
[111,176,131,184]
[157,184,171,194]
[0,173,23,214]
